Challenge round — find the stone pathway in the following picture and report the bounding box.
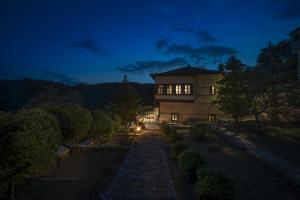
[98,131,177,200]
[213,125,300,187]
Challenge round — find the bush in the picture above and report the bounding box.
[178,150,205,181]
[190,123,209,141]
[170,141,187,159]
[160,122,182,143]
[41,103,92,146]
[90,110,115,140]
[0,109,61,184]
[194,170,235,200]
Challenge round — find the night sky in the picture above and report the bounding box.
[1,0,300,84]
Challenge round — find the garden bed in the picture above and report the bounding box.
[15,148,128,200]
[183,129,300,200]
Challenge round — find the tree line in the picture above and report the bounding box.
[215,41,299,134]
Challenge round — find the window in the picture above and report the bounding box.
[175,84,182,94]
[208,114,216,122]
[171,113,179,123]
[210,86,216,95]
[167,85,173,94]
[184,84,191,95]
[157,85,164,94]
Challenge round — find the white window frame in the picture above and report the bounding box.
[167,85,172,95]
[175,84,182,95]
[157,85,164,94]
[184,84,191,95]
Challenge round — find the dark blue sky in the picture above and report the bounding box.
[1,0,300,83]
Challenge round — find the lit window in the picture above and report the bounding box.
[208,114,216,122]
[184,84,191,95]
[157,85,163,94]
[167,85,172,94]
[175,85,182,94]
[210,86,216,95]
[171,113,178,122]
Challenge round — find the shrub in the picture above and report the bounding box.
[90,110,115,140]
[178,150,205,181]
[190,123,209,141]
[170,141,187,159]
[194,170,235,200]
[0,109,61,184]
[41,103,92,146]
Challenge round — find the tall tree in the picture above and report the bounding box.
[256,41,291,121]
[215,56,249,122]
[110,75,142,127]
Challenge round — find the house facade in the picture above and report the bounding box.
[150,66,224,124]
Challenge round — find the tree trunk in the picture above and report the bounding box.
[254,113,262,135]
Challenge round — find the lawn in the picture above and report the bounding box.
[224,120,300,168]
[175,128,300,200]
[15,147,128,200]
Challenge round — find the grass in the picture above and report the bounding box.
[184,129,300,200]
[224,120,300,168]
[15,148,128,200]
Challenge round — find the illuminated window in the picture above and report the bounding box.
[208,114,216,122]
[175,85,182,94]
[167,85,172,94]
[171,113,179,122]
[210,86,216,95]
[184,84,191,95]
[157,85,164,94]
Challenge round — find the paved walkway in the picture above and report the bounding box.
[214,125,300,187]
[98,130,177,200]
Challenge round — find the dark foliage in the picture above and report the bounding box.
[0,78,154,111]
[194,170,235,200]
[178,150,205,181]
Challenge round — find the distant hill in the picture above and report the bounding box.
[0,78,154,111]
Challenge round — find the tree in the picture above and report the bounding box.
[244,69,271,134]
[110,75,142,127]
[0,109,61,197]
[41,103,92,149]
[89,110,116,140]
[215,56,249,122]
[256,41,291,121]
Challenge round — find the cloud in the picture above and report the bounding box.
[273,0,300,21]
[44,71,77,85]
[156,38,169,51]
[117,57,188,74]
[68,38,109,55]
[171,25,218,44]
[165,43,239,64]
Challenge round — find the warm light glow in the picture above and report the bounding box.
[136,126,141,131]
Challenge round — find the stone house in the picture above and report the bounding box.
[150,66,224,124]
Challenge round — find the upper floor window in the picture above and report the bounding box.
[167,85,173,94]
[157,85,164,94]
[184,84,191,95]
[210,86,216,95]
[175,85,182,94]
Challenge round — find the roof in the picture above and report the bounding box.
[289,26,300,35]
[150,66,222,79]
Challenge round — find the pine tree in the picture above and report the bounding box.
[111,75,142,127]
[215,56,249,123]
